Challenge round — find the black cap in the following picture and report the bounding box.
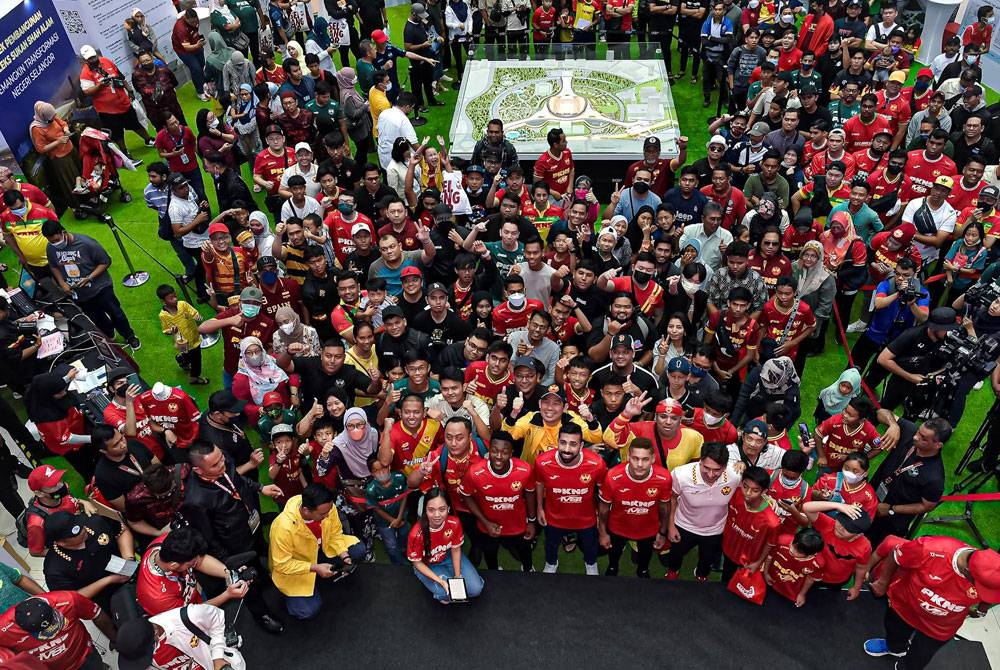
[610,333,635,351]
[927,307,959,332]
[512,355,536,370]
[107,366,132,385]
[208,389,246,414]
[382,305,405,320]
[426,282,448,296]
[832,509,871,534]
[166,172,189,188]
[980,185,999,199]
[828,160,847,174]
[256,255,277,270]
[14,598,63,640]
[43,512,83,544]
[263,124,284,137]
[116,619,155,670]
[643,136,661,149]
[431,203,453,222]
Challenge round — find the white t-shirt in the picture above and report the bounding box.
[670,461,741,535]
[280,195,324,222]
[168,191,210,250]
[280,163,321,197]
[726,443,784,472]
[377,107,418,169]
[513,261,557,305]
[901,197,957,264]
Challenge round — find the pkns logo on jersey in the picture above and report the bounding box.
[34,633,71,661]
[918,587,967,616]
[622,499,656,514]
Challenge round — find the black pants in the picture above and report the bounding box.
[176,345,203,378]
[0,454,24,518]
[352,135,373,165]
[78,284,136,341]
[180,246,209,300]
[200,531,277,622]
[834,290,858,343]
[702,58,727,115]
[608,532,654,575]
[247,31,261,66]
[505,29,528,59]
[478,532,533,571]
[651,25,675,73]
[850,333,884,379]
[98,106,149,150]
[729,86,749,114]
[409,61,437,108]
[63,445,98,483]
[457,510,483,566]
[866,512,914,551]
[449,40,466,80]
[721,556,743,584]
[606,30,630,59]
[884,605,949,670]
[880,376,911,412]
[0,395,43,457]
[677,22,701,75]
[666,526,723,578]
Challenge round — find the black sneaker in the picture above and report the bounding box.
[127,336,141,350]
[637,569,651,578]
[605,566,619,576]
[417,105,430,113]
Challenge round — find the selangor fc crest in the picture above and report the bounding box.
[721,486,732,495]
[580,473,592,483]
[444,529,454,538]
[511,480,523,491]
[168,402,179,413]
[647,488,658,496]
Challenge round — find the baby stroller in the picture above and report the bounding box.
[72,127,135,221]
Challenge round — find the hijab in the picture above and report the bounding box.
[235,83,258,115]
[273,306,305,350]
[820,210,859,268]
[285,40,304,61]
[25,371,74,423]
[450,0,470,23]
[310,16,332,50]
[793,240,831,297]
[224,52,253,94]
[30,102,56,132]
[818,368,862,414]
[754,356,800,398]
[333,407,378,477]
[336,67,364,108]
[237,336,289,405]
[210,0,236,22]
[206,31,234,70]
[321,386,350,432]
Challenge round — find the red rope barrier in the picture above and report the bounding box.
[939,492,1000,502]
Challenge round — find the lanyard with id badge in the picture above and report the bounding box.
[214,473,261,533]
[875,446,922,502]
[171,128,190,166]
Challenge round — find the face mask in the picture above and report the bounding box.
[633,270,652,284]
[49,237,67,248]
[767,58,778,65]
[48,484,69,500]
[374,472,391,482]
[338,202,355,214]
[633,181,650,195]
[242,238,256,251]
[385,82,393,91]
[115,385,127,398]
[10,206,27,217]
[681,278,701,296]
[890,45,900,54]
[781,15,794,23]
[802,62,813,70]
[241,303,261,318]
[144,63,155,71]
[209,119,220,129]
[966,55,978,64]
[779,474,802,488]
[886,163,903,175]
[261,270,278,285]
[575,188,589,200]
[246,353,265,367]
[280,322,296,334]
[348,426,367,441]
[914,80,930,92]
[703,410,722,425]
[748,0,759,7]
[988,16,996,24]
[842,470,866,485]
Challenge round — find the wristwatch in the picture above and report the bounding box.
[887,506,896,516]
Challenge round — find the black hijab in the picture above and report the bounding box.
[25,371,73,423]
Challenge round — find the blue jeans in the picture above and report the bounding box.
[177,50,206,94]
[284,543,366,619]
[414,554,484,602]
[544,524,599,566]
[376,523,409,565]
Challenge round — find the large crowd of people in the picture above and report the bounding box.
[2,0,1000,669]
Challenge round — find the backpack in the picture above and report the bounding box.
[157,188,174,241]
[15,501,51,548]
[440,437,489,476]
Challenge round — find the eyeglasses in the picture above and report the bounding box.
[762,240,780,246]
[346,422,367,430]
[708,145,725,152]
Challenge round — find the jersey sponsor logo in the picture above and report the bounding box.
[557,495,584,503]
[553,487,589,495]
[919,587,966,613]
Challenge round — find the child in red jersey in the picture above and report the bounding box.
[763,527,825,606]
[407,487,485,603]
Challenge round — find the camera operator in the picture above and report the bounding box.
[851,258,929,386]
[79,45,154,152]
[875,307,959,412]
[939,288,1000,427]
[967,363,1000,474]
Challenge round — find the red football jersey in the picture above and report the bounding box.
[722,487,782,565]
[491,300,544,336]
[887,536,995,641]
[424,447,484,513]
[104,400,164,461]
[324,212,374,265]
[611,276,664,316]
[406,515,464,564]
[459,458,536,535]
[700,185,748,230]
[766,471,810,531]
[948,180,988,213]
[758,299,816,360]
[814,472,879,521]
[0,592,101,670]
[534,148,575,196]
[875,90,913,134]
[689,409,739,445]
[464,361,513,407]
[900,150,957,202]
[252,147,295,196]
[137,388,201,449]
[387,418,443,474]
[812,512,871,584]
[598,464,672,540]
[816,415,881,468]
[309,439,339,490]
[765,534,825,601]
[137,534,204,615]
[535,449,607,530]
[851,148,888,183]
[564,385,595,414]
[705,312,761,370]
[806,150,857,181]
[843,115,892,154]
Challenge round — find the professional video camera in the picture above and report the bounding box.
[963,278,1000,311]
[904,331,1000,420]
[897,283,928,304]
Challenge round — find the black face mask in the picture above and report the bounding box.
[633,181,650,195]
[144,63,155,72]
[48,483,69,501]
[114,385,127,398]
[633,270,652,284]
[887,163,904,175]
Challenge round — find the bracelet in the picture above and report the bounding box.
[527,517,537,523]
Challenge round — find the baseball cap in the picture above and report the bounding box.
[427,282,448,296]
[916,67,934,79]
[749,122,770,137]
[371,29,388,43]
[116,619,155,670]
[382,305,405,320]
[888,71,907,84]
[512,355,536,370]
[846,0,861,7]
[351,223,372,236]
[655,398,684,416]
[80,45,97,59]
[643,136,661,150]
[832,509,871,535]
[262,391,284,407]
[743,419,769,439]
[927,307,959,332]
[209,389,247,414]
[208,222,229,237]
[43,512,84,544]
[465,164,486,175]
[539,383,566,402]
[14,598,63,640]
[828,128,846,140]
[166,172,189,188]
[968,549,1000,601]
[27,465,65,491]
[610,333,635,351]
[707,134,728,149]
[411,2,429,17]
[979,185,1000,200]
[270,423,296,439]
[256,255,277,270]
[933,175,955,190]
[666,357,691,374]
[400,265,422,279]
[264,124,284,137]
[964,84,985,97]
[432,203,453,223]
[294,142,312,154]
[240,286,263,303]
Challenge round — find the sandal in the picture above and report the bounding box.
[189,376,210,385]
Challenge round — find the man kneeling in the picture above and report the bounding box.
[269,484,365,620]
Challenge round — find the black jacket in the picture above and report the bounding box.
[183,457,262,560]
[214,168,255,217]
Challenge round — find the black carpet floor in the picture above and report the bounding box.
[239,565,989,669]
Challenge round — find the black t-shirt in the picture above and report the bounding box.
[586,316,657,356]
[399,294,429,323]
[589,362,660,400]
[434,341,473,374]
[301,273,340,340]
[797,106,834,137]
[648,0,679,31]
[678,0,706,25]
[412,309,471,361]
[318,157,361,191]
[198,416,255,479]
[886,326,944,374]
[403,19,432,57]
[832,68,873,93]
[293,356,373,407]
[43,515,124,610]
[344,249,379,289]
[357,0,385,27]
[94,440,153,502]
[870,418,945,510]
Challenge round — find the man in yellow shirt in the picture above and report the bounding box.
[604,394,704,469]
[369,71,392,140]
[503,384,604,464]
[269,484,364,620]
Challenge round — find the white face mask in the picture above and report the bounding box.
[748,0,759,7]
[681,278,702,296]
[280,322,296,334]
[242,238,256,250]
[779,474,801,488]
[703,411,723,425]
[842,470,866,485]
[781,14,794,23]
[209,118,220,129]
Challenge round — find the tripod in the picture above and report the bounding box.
[917,462,999,548]
[956,398,999,475]
[103,215,191,304]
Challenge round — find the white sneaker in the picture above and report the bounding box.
[974,380,984,390]
[846,320,867,333]
[543,562,558,573]
[585,563,599,576]
[440,74,454,82]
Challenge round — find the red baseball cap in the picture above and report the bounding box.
[262,391,283,407]
[655,398,684,417]
[28,465,65,491]
[371,29,388,44]
[968,549,1000,602]
[208,222,229,237]
[400,265,422,278]
[916,67,934,80]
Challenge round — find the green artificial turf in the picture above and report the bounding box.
[2,9,996,571]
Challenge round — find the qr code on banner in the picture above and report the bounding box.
[59,9,86,34]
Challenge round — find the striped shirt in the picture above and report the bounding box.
[282,244,309,284]
[144,184,169,216]
[159,301,202,348]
